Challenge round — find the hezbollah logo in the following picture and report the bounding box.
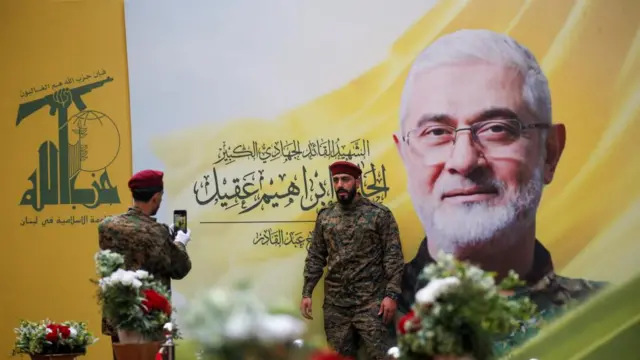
[17,73,121,212]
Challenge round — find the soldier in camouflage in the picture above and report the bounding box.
[98,169,192,354]
[301,160,405,360]
[393,29,607,356]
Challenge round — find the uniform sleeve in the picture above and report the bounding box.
[302,217,328,297]
[98,221,110,249]
[163,227,192,280]
[379,210,404,297]
[98,218,119,252]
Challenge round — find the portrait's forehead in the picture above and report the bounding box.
[405,62,525,128]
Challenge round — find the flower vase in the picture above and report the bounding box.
[117,329,147,344]
[30,354,84,360]
[112,342,162,360]
[113,329,161,360]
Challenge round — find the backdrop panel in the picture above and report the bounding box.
[124,0,640,343]
[0,1,132,358]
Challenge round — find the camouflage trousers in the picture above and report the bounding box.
[323,301,393,360]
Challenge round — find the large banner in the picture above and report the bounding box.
[0,1,131,358]
[125,0,640,341]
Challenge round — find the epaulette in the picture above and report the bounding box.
[367,199,391,213]
[317,206,330,216]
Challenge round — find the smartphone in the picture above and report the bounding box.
[173,210,187,233]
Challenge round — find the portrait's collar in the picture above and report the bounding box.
[423,238,554,287]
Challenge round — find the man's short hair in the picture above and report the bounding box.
[131,188,162,202]
[399,29,552,133]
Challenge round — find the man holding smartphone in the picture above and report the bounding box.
[97,169,193,354]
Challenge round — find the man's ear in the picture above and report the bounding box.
[543,123,566,184]
[393,132,405,161]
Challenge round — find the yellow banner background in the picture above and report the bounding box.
[0,1,131,359]
[134,0,640,344]
[1,0,639,358]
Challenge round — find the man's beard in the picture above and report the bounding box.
[336,186,357,205]
[410,166,544,252]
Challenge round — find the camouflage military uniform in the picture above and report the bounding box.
[399,238,608,353]
[98,207,192,336]
[302,196,405,360]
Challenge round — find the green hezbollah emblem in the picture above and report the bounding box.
[17,77,121,212]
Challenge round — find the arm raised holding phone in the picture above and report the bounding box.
[98,169,193,341]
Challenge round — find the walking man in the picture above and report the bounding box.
[301,160,405,359]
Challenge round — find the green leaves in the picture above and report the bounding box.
[398,252,536,360]
[93,249,179,341]
[12,319,97,356]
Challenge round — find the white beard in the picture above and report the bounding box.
[410,167,544,252]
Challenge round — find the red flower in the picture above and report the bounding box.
[58,325,71,338]
[141,289,171,315]
[45,324,70,342]
[398,310,421,335]
[310,349,353,360]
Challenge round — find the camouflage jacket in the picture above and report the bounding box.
[302,195,405,308]
[399,238,608,354]
[97,207,192,335]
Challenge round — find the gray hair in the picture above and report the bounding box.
[399,29,552,132]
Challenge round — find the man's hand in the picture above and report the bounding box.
[378,296,397,324]
[300,296,313,320]
[170,224,191,246]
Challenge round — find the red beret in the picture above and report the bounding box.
[329,161,362,179]
[128,169,164,190]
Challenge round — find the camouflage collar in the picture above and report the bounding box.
[127,206,157,222]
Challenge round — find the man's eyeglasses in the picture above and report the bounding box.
[402,119,550,153]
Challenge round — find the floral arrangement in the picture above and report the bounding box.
[12,319,97,356]
[395,252,537,360]
[92,249,180,341]
[180,282,310,359]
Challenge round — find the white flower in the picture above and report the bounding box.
[387,347,400,358]
[163,322,173,332]
[135,270,149,279]
[480,276,495,290]
[466,265,485,281]
[132,278,143,289]
[207,289,231,307]
[104,269,143,288]
[224,311,255,340]
[292,339,304,348]
[415,276,461,305]
[255,314,305,342]
[110,269,126,281]
[69,327,78,338]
